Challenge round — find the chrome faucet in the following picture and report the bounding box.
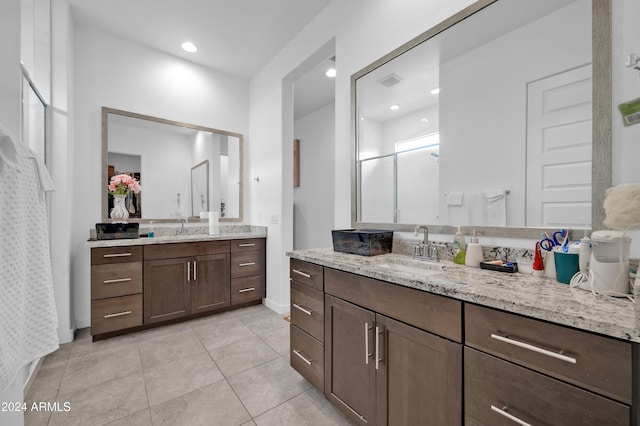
[180,217,189,234]
[414,225,439,262]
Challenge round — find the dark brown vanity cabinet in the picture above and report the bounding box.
[230,238,266,305]
[289,259,325,391]
[323,268,463,426]
[143,241,230,324]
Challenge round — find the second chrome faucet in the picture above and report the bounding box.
[414,225,439,262]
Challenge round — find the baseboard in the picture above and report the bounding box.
[58,327,75,344]
[263,298,289,315]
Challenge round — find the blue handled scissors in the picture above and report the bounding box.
[540,230,566,251]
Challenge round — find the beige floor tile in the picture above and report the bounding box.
[25,364,66,402]
[305,388,354,426]
[208,336,279,377]
[259,325,290,358]
[104,408,152,426]
[24,405,52,426]
[254,392,338,426]
[49,373,148,426]
[59,345,142,396]
[144,352,224,407]
[241,421,257,426]
[70,328,139,359]
[245,315,289,336]
[193,319,256,352]
[150,380,251,426]
[138,328,207,371]
[39,343,73,372]
[227,357,311,417]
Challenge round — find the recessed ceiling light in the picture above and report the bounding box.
[390,104,400,110]
[420,118,429,123]
[181,41,198,53]
[430,87,441,95]
[325,68,336,78]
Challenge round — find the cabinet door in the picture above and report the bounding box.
[325,295,376,425]
[376,314,462,426]
[191,253,230,315]
[144,258,190,324]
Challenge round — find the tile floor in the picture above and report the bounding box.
[24,304,353,426]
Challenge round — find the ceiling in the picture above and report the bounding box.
[67,0,336,119]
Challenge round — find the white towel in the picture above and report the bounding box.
[446,192,464,206]
[0,127,59,392]
[446,189,507,226]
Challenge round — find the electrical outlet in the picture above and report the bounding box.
[270,214,279,224]
[625,53,640,68]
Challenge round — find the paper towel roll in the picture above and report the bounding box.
[208,211,220,235]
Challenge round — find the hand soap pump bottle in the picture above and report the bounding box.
[465,231,483,268]
[148,221,155,239]
[453,226,466,265]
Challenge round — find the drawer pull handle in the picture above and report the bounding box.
[239,262,256,267]
[103,277,132,284]
[238,243,256,247]
[103,253,132,258]
[490,405,532,426]
[293,303,313,316]
[490,334,576,364]
[292,269,311,279]
[238,287,256,293]
[292,349,313,365]
[193,261,197,281]
[104,310,132,319]
[365,322,374,365]
[375,326,383,370]
[187,261,191,282]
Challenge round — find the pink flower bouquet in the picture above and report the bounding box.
[108,174,141,195]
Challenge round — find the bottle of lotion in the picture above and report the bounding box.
[453,226,466,265]
[465,230,483,268]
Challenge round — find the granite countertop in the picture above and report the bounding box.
[86,225,267,248]
[287,247,640,343]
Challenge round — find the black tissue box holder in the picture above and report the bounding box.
[331,229,393,256]
[95,223,140,240]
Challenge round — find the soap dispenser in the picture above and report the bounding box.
[453,226,466,265]
[148,221,155,239]
[465,231,483,268]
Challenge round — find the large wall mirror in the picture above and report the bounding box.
[352,0,611,238]
[102,107,243,223]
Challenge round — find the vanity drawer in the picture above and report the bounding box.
[290,280,324,342]
[144,240,230,260]
[325,268,461,342]
[289,259,324,291]
[231,275,265,305]
[91,246,142,265]
[465,348,629,426]
[465,303,632,404]
[91,262,142,300]
[290,324,324,391]
[91,294,143,335]
[231,238,265,252]
[231,250,265,278]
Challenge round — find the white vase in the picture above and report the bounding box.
[110,194,129,223]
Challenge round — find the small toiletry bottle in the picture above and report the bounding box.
[148,221,155,239]
[465,231,483,268]
[453,226,466,265]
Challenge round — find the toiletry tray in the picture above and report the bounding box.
[331,229,393,256]
[95,223,140,240]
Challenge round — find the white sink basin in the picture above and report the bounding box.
[377,258,445,276]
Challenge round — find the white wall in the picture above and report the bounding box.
[294,102,335,249]
[71,25,250,327]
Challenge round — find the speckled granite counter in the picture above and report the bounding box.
[287,247,639,342]
[86,225,267,248]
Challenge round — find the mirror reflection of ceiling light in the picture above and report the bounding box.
[390,104,400,110]
[430,87,441,95]
[325,68,337,78]
[181,41,198,53]
[420,118,429,123]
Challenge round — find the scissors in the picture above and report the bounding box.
[540,230,566,251]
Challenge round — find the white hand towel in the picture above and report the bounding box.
[447,191,464,206]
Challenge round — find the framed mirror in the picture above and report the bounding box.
[352,0,611,238]
[102,107,244,223]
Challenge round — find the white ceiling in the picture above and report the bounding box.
[67,0,336,119]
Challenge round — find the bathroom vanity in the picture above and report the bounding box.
[87,227,266,340]
[288,249,639,426]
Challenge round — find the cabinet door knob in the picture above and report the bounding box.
[292,269,311,279]
[490,333,576,364]
[490,405,532,426]
[103,277,132,284]
[104,310,132,319]
[293,303,313,316]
